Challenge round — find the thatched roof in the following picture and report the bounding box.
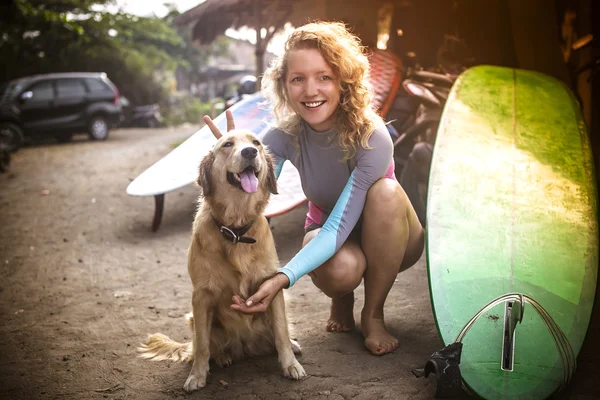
[176,0,325,45]
[175,0,382,90]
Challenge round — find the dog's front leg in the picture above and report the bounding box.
[269,292,306,380]
[184,288,213,392]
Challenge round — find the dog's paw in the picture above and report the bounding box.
[215,354,233,368]
[183,372,207,392]
[291,339,302,355]
[282,359,306,380]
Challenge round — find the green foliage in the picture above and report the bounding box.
[1,0,185,105]
[162,97,216,126]
[162,3,231,85]
[1,0,235,113]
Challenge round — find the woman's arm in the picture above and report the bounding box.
[278,125,394,287]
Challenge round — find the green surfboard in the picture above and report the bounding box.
[426,65,598,399]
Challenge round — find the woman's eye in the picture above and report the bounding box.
[223,141,233,147]
[252,140,261,146]
[321,76,331,81]
[291,77,303,82]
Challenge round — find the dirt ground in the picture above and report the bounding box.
[1,126,599,400]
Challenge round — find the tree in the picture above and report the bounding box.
[1,0,183,104]
[162,3,231,90]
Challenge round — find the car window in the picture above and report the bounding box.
[84,78,113,94]
[30,81,54,101]
[56,79,87,99]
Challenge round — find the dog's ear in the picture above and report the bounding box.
[266,153,278,195]
[197,151,215,196]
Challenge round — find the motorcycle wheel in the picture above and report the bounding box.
[146,118,158,128]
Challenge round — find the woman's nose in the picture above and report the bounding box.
[305,78,318,96]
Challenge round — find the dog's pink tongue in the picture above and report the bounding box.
[240,170,258,193]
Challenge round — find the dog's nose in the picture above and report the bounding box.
[241,147,258,159]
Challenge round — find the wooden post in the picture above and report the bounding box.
[255,0,264,91]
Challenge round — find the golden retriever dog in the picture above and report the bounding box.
[138,128,306,392]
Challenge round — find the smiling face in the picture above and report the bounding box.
[285,48,341,132]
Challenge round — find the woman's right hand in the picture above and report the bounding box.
[203,109,236,139]
[230,273,290,314]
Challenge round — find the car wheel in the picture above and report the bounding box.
[0,146,10,173]
[0,122,25,152]
[88,116,109,140]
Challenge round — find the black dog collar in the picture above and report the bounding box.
[212,216,256,244]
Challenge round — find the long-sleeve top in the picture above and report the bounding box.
[263,119,395,287]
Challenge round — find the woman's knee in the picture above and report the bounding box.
[302,229,319,247]
[310,248,365,297]
[365,178,410,217]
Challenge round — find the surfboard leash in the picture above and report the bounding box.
[412,293,576,398]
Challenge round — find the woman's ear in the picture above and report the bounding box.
[266,154,278,195]
[197,151,215,196]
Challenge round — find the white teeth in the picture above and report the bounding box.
[233,173,241,182]
[304,101,324,108]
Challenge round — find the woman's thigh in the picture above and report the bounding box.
[362,178,425,271]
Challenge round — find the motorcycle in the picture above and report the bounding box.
[119,96,163,128]
[387,34,473,225]
[129,104,163,128]
[225,75,257,109]
[388,68,456,225]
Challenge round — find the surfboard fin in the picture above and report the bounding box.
[412,342,464,398]
[502,299,525,371]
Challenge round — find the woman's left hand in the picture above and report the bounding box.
[231,273,290,314]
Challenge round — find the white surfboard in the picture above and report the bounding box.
[127,92,307,231]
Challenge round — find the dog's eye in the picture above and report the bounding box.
[223,141,233,147]
[252,140,261,146]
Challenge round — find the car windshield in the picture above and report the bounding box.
[0,81,26,102]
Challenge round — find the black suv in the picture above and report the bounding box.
[0,72,121,148]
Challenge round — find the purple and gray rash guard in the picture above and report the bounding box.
[263,120,396,287]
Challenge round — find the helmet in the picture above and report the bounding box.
[238,75,257,95]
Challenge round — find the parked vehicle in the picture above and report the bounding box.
[389,69,455,225]
[119,96,163,128]
[225,75,257,109]
[0,142,10,173]
[386,35,473,225]
[0,118,24,153]
[570,34,599,104]
[0,72,121,144]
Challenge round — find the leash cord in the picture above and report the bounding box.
[453,292,576,395]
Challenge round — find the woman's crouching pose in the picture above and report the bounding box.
[208,21,425,355]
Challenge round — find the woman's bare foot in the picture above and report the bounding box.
[361,311,399,355]
[326,292,355,332]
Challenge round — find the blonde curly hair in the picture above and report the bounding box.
[262,21,382,159]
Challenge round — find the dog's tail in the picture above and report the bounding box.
[138,333,192,362]
[137,313,194,363]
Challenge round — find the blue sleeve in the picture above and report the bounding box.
[278,126,393,287]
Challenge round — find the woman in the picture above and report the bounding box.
[211,21,424,355]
